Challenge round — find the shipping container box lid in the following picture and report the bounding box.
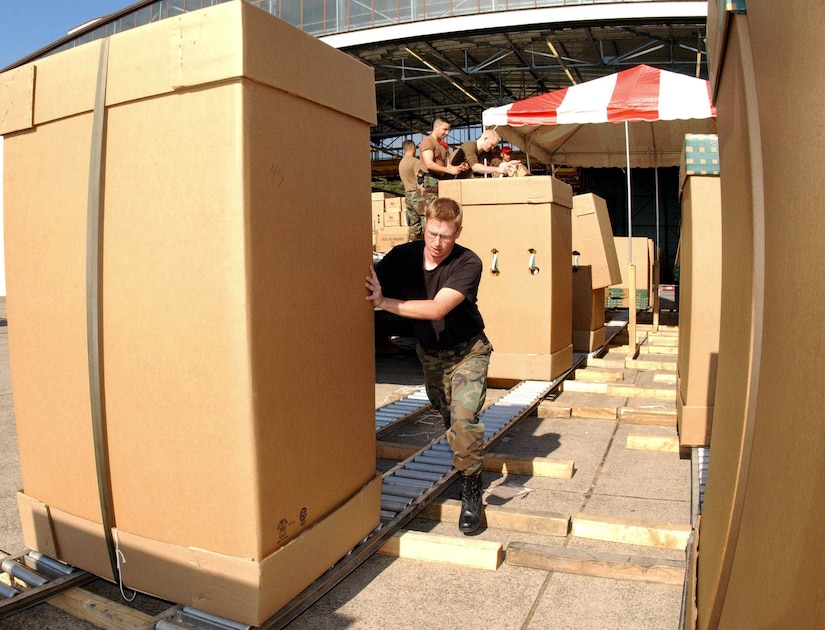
[0,1,376,136]
[439,175,573,209]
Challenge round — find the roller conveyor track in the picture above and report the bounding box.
[0,550,95,618]
[374,386,432,439]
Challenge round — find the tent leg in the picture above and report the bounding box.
[628,263,638,359]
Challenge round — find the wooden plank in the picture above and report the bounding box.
[377,442,574,479]
[571,512,691,550]
[639,345,679,355]
[506,542,685,585]
[47,587,161,630]
[570,368,624,382]
[378,530,503,571]
[376,440,419,461]
[562,380,676,400]
[569,404,619,420]
[625,358,677,371]
[653,372,677,385]
[483,452,574,479]
[536,402,572,419]
[583,357,625,370]
[626,432,680,452]
[619,407,677,426]
[419,499,570,536]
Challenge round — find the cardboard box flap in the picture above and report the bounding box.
[0,2,376,132]
[0,65,35,135]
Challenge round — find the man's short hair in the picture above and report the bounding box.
[426,197,463,227]
[402,139,416,152]
[433,117,450,129]
[481,129,500,143]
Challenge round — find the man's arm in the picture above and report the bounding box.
[421,148,465,178]
[366,265,465,320]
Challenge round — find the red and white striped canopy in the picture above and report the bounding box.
[482,65,716,168]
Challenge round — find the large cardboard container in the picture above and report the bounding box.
[676,173,721,447]
[439,176,573,381]
[571,193,621,289]
[696,3,825,629]
[1,3,380,624]
[571,267,606,353]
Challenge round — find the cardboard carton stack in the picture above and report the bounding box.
[676,135,721,447]
[571,194,622,352]
[0,3,380,625]
[372,192,408,253]
[439,176,574,381]
[693,4,825,628]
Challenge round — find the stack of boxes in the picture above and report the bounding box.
[676,134,721,447]
[372,192,408,253]
[571,194,622,352]
[1,3,380,625]
[439,176,574,381]
[694,3,825,626]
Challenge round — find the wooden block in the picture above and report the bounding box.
[571,368,624,382]
[571,512,691,550]
[537,402,572,418]
[640,345,679,356]
[625,358,677,371]
[376,440,419,461]
[643,334,679,346]
[48,587,162,629]
[653,372,677,384]
[420,499,570,536]
[562,380,676,400]
[569,404,619,420]
[626,432,680,452]
[506,542,685,585]
[483,452,574,479]
[378,530,503,571]
[619,407,677,426]
[583,357,626,370]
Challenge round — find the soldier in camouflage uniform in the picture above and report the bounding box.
[366,197,490,533]
[398,139,424,241]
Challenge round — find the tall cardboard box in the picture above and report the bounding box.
[676,153,721,447]
[571,268,606,353]
[439,176,573,381]
[1,3,380,624]
[697,3,825,629]
[570,193,618,353]
[571,193,622,289]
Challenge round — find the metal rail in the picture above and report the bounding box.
[0,551,96,618]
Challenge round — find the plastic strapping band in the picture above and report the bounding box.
[113,530,136,602]
[86,37,120,585]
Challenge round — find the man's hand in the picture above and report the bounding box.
[365,265,384,308]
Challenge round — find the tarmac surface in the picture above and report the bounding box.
[0,299,691,629]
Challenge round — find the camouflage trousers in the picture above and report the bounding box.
[405,190,424,241]
[407,174,439,241]
[416,334,493,475]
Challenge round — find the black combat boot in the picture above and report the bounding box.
[459,472,483,533]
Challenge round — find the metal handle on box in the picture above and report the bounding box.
[490,249,500,275]
[528,248,540,275]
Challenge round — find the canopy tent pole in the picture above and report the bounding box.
[625,121,637,357]
[653,166,661,331]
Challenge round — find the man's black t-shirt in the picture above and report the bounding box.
[375,240,485,350]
